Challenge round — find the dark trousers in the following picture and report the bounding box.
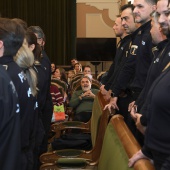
[117,92,144,146]
[73,111,92,123]
[116,94,137,135]
[144,147,170,170]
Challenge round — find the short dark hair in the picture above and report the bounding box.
[0,18,25,56]
[25,30,42,61]
[145,0,157,5]
[12,18,27,31]
[83,65,91,70]
[120,4,134,13]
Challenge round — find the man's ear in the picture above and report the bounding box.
[29,44,35,51]
[0,40,4,49]
[42,40,45,46]
[152,5,156,11]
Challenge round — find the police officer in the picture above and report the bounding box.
[25,29,51,169]
[130,11,170,130]
[100,14,133,97]
[27,26,53,163]
[0,18,37,170]
[105,0,156,140]
[0,65,20,170]
[103,5,140,119]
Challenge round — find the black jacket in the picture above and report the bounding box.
[0,65,21,170]
[136,39,169,111]
[144,66,170,154]
[113,21,153,98]
[0,56,37,150]
[103,34,132,91]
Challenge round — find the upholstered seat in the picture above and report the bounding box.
[40,92,112,166]
[40,114,155,170]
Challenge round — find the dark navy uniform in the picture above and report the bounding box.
[102,34,132,90]
[113,21,153,100]
[40,50,53,141]
[110,21,153,138]
[141,66,170,169]
[33,60,50,169]
[0,55,37,170]
[136,39,169,112]
[39,51,53,155]
[139,40,170,126]
[0,65,21,170]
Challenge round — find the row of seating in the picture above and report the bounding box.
[40,92,155,170]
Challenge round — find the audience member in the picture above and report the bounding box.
[69,76,99,122]
[51,62,56,75]
[53,67,68,85]
[74,62,82,74]
[67,70,75,84]
[70,58,78,70]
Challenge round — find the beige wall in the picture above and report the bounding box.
[76,0,121,73]
[77,0,120,38]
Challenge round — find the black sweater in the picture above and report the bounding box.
[144,66,170,154]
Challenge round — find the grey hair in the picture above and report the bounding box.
[80,75,92,83]
[28,26,46,41]
[151,11,158,23]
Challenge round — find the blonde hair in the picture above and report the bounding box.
[14,45,38,97]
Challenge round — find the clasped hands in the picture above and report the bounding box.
[129,101,146,134]
[82,90,95,98]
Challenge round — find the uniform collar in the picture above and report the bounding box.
[0,55,14,64]
[156,39,169,51]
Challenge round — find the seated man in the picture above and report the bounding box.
[69,76,99,122]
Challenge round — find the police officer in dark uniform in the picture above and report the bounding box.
[105,0,156,141]
[0,65,21,170]
[100,15,132,92]
[27,26,53,163]
[25,30,51,169]
[104,4,138,126]
[130,11,170,132]
[0,18,37,170]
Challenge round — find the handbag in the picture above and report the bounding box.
[52,104,65,122]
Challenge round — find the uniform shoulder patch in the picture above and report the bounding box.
[2,65,8,70]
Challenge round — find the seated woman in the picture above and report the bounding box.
[50,84,64,106]
[52,67,68,85]
[67,70,75,85]
[52,67,68,102]
[73,62,82,75]
[51,62,56,75]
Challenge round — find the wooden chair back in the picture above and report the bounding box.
[97,114,155,170]
[51,78,68,92]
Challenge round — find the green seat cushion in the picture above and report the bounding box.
[62,121,85,126]
[56,149,84,157]
[57,158,87,168]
